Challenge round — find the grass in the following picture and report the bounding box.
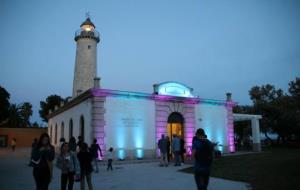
[180,148,300,190]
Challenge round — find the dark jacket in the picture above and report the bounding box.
[31,145,55,171]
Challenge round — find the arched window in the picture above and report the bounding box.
[61,122,64,139]
[69,119,73,140]
[50,125,52,143]
[55,124,58,145]
[80,115,85,141]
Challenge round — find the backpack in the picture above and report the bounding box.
[195,139,213,166]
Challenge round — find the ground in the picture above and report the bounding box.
[0,148,248,190]
[181,148,300,190]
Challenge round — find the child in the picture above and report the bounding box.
[106,147,114,171]
[11,138,16,152]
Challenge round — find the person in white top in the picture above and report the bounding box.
[106,147,114,171]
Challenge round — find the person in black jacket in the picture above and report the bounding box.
[31,133,55,190]
[90,138,103,173]
[77,143,93,190]
[192,129,213,190]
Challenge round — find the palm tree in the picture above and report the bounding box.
[8,104,23,128]
[21,102,33,127]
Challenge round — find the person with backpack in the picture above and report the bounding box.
[192,128,213,190]
[90,138,103,173]
[56,142,80,190]
[31,133,55,190]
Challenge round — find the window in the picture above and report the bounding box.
[80,115,85,141]
[88,45,91,49]
[55,124,58,145]
[50,125,52,143]
[61,122,64,139]
[69,119,73,139]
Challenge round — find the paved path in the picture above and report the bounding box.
[0,148,249,190]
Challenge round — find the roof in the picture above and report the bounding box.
[80,17,96,28]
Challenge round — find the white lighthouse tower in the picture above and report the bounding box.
[73,16,100,97]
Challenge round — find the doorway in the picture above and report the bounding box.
[167,112,184,142]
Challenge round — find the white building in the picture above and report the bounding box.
[48,17,261,159]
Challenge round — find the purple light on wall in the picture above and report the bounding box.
[226,102,235,153]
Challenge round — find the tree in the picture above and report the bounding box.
[39,95,64,122]
[7,104,23,128]
[288,77,300,139]
[249,84,284,143]
[20,102,33,127]
[0,85,10,122]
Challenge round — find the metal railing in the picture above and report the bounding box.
[75,29,100,42]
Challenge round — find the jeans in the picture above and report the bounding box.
[194,170,210,190]
[160,152,168,166]
[93,158,99,172]
[107,159,113,171]
[80,174,93,190]
[61,172,75,190]
[174,151,181,166]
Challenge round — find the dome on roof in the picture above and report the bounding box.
[153,81,194,98]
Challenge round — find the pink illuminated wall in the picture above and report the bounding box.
[226,102,235,153]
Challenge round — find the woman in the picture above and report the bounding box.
[31,133,55,190]
[57,142,80,190]
[77,143,93,190]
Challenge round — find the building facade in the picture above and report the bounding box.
[47,17,237,159]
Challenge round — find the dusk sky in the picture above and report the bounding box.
[1,0,300,124]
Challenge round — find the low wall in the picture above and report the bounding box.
[0,127,48,147]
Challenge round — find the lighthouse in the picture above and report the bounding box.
[73,16,100,97]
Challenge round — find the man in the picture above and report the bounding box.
[192,128,213,190]
[180,137,185,164]
[90,138,103,173]
[158,134,168,167]
[172,135,181,166]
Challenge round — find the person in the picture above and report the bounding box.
[90,138,103,173]
[29,138,38,166]
[192,128,213,190]
[11,138,16,152]
[166,136,171,162]
[69,137,77,153]
[57,142,80,190]
[172,135,181,166]
[180,137,185,164]
[77,136,83,151]
[31,133,55,190]
[158,134,168,167]
[106,147,114,171]
[59,137,66,152]
[77,143,93,190]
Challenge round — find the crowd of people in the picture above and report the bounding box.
[30,134,113,190]
[158,134,186,167]
[29,128,213,190]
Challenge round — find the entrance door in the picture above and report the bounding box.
[167,123,183,142]
[167,112,184,142]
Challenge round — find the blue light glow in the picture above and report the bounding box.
[136,149,144,159]
[156,82,194,98]
[118,149,126,160]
